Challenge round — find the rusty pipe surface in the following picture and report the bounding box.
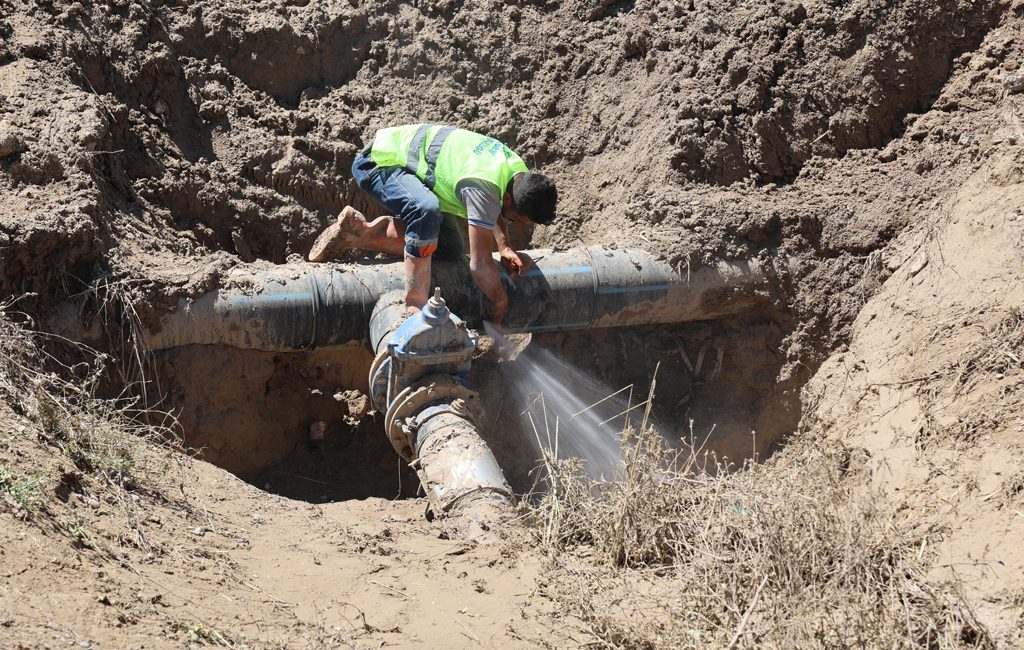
[145,246,773,351]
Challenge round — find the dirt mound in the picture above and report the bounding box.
[804,138,1024,643]
[0,1,1007,287]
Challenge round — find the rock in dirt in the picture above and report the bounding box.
[231,230,256,262]
[1004,69,1024,94]
[334,390,371,425]
[908,253,929,277]
[0,131,26,158]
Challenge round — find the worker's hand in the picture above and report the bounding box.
[499,248,533,278]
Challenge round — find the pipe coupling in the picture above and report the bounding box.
[382,374,483,462]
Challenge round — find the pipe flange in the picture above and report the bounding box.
[384,375,481,461]
[368,348,392,414]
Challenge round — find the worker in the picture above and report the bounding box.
[308,124,557,326]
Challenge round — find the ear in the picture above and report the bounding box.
[501,192,514,208]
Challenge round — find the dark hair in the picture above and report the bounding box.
[511,173,557,225]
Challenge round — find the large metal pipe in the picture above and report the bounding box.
[145,246,772,351]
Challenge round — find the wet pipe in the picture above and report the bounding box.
[146,246,771,352]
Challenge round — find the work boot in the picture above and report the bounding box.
[308,206,368,262]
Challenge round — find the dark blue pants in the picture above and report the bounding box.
[351,151,465,261]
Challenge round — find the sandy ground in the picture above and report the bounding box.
[0,417,579,648]
[806,139,1024,642]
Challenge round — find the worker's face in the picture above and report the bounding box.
[501,194,534,225]
[502,207,533,225]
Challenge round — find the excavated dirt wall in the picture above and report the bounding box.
[2,0,1008,289]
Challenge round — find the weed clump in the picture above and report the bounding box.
[525,424,992,648]
[0,462,47,518]
[0,300,177,489]
[914,307,1024,449]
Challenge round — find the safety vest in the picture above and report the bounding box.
[370,124,529,218]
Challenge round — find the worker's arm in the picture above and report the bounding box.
[468,223,509,324]
[493,216,534,277]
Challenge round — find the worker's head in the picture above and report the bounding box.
[503,173,557,225]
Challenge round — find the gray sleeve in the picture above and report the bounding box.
[456,179,502,230]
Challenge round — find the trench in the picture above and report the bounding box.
[13,1,999,500]
[134,246,802,505]
[154,313,801,503]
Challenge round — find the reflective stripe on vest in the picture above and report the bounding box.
[405,124,431,172]
[404,125,456,190]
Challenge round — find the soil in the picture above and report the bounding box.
[3,0,1024,646]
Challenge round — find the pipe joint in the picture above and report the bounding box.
[383,374,482,462]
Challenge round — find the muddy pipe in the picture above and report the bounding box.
[371,289,512,537]
[145,246,772,351]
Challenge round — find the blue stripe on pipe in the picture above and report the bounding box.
[597,284,672,294]
[225,293,312,305]
[522,265,592,278]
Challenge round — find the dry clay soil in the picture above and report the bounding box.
[3,0,1024,647]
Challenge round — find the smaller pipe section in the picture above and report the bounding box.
[371,291,512,537]
[415,411,511,538]
[414,410,511,514]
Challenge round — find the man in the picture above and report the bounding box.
[308,124,557,325]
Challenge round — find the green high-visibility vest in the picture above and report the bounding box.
[370,124,529,218]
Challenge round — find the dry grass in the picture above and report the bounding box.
[944,308,1024,396]
[82,275,164,412]
[170,620,236,647]
[524,419,992,648]
[0,298,184,557]
[0,298,179,489]
[915,307,1024,449]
